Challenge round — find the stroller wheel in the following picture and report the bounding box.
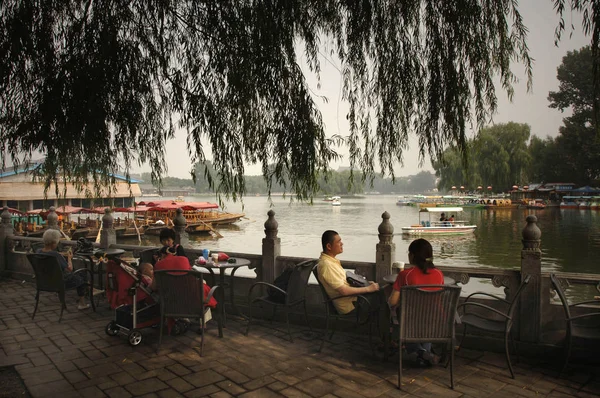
[105,321,119,336]
[128,329,143,346]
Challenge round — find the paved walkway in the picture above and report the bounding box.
[1,278,599,398]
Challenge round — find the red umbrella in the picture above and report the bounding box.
[524,185,529,190]
[460,186,465,190]
[477,186,482,189]
[487,186,492,190]
[451,186,456,189]
[512,185,518,189]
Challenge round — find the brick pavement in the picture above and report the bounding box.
[1,278,599,397]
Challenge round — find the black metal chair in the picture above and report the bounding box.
[154,269,222,355]
[397,285,462,390]
[457,275,531,378]
[27,253,95,322]
[246,259,317,342]
[550,274,600,374]
[312,265,381,353]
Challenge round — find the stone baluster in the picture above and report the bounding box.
[0,206,15,274]
[100,208,116,248]
[173,208,188,246]
[375,211,395,284]
[47,206,59,230]
[262,210,281,283]
[520,215,542,343]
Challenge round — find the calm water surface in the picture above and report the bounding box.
[131,195,600,276]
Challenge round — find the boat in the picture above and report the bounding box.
[401,207,477,236]
[396,196,412,206]
[331,196,341,206]
[136,200,245,236]
[526,199,546,209]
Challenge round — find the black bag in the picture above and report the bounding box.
[267,267,293,303]
[75,237,94,253]
[346,271,369,288]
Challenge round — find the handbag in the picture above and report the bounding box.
[346,271,369,288]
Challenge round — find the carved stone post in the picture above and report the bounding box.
[100,208,116,248]
[262,210,281,283]
[0,207,15,274]
[520,215,542,343]
[375,211,395,284]
[47,206,59,230]
[173,208,188,246]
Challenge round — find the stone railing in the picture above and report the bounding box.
[1,206,599,357]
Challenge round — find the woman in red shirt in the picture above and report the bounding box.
[388,238,443,366]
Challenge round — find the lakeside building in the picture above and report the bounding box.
[509,182,576,203]
[0,161,141,212]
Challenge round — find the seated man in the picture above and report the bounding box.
[317,230,381,315]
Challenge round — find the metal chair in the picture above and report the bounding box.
[313,265,381,353]
[27,253,95,322]
[550,274,600,374]
[245,259,317,342]
[397,285,462,390]
[154,269,222,355]
[457,275,531,378]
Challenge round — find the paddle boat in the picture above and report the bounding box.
[331,196,341,206]
[401,207,477,236]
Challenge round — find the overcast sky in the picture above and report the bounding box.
[145,2,590,179]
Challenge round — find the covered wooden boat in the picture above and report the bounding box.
[401,207,477,236]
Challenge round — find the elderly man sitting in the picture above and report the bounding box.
[38,229,89,310]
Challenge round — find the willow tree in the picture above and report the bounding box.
[0,1,535,200]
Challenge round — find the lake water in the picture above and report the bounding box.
[131,195,600,276]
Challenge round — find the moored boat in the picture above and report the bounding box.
[401,207,477,236]
[331,196,341,206]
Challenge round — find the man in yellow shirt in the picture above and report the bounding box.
[317,230,380,314]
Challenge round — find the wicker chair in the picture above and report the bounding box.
[27,253,95,322]
[550,274,600,374]
[397,285,462,390]
[154,269,222,355]
[312,265,382,353]
[245,259,317,342]
[457,275,531,379]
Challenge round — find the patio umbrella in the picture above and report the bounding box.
[487,186,492,190]
[460,186,465,190]
[451,186,456,189]
[512,185,518,189]
[477,186,482,190]
[524,186,529,190]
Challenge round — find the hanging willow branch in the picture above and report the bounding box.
[0,0,533,200]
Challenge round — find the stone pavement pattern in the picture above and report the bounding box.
[1,279,599,397]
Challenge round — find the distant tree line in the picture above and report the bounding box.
[143,162,437,196]
[434,46,600,192]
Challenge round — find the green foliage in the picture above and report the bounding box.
[433,122,531,191]
[538,45,600,185]
[0,1,533,200]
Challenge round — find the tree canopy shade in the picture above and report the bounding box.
[0,1,534,200]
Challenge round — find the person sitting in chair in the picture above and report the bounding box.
[159,228,186,257]
[388,238,443,366]
[38,229,89,310]
[317,230,380,315]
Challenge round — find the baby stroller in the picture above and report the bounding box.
[104,259,163,346]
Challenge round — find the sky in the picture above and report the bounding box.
[143,2,590,179]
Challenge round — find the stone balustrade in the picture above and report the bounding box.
[1,205,599,358]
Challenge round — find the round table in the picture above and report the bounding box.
[95,248,125,259]
[383,273,456,286]
[193,257,251,321]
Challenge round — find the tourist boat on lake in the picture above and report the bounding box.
[525,199,546,209]
[331,196,341,206]
[136,200,245,236]
[401,207,477,236]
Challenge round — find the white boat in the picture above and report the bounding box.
[401,207,477,236]
[331,196,341,206]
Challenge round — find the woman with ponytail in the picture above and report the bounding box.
[388,238,444,365]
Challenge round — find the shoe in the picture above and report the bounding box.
[420,350,440,366]
[77,303,90,310]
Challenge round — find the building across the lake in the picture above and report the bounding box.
[509,182,577,204]
[0,161,141,212]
